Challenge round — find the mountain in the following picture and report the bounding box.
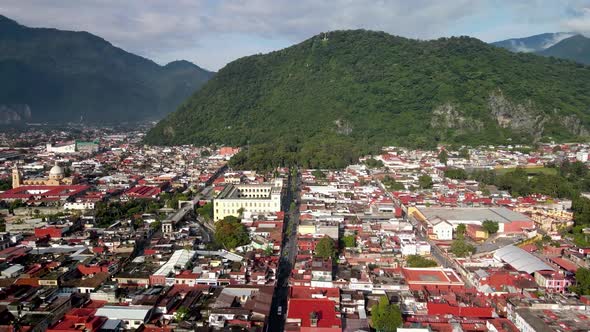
[538,34,590,65]
[0,15,214,123]
[492,32,576,53]
[145,30,590,169]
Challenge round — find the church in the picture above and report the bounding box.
[12,162,78,188]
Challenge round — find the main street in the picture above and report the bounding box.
[267,168,301,332]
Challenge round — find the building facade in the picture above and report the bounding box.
[213,180,283,221]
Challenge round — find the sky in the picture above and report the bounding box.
[1,0,590,71]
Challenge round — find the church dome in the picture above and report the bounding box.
[49,163,65,180]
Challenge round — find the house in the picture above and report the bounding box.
[94,306,153,330]
[431,219,453,240]
[286,298,342,332]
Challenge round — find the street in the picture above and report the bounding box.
[266,168,301,332]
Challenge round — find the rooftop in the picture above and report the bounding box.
[419,207,531,224]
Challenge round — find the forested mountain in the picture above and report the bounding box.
[0,15,214,124]
[145,30,590,169]
[538,34,590,65]
[493,32,590,65]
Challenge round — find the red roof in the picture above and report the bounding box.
[287,298,341,328]
[550,257,578,273]
[290,286,340,299]
[0,185,90,200]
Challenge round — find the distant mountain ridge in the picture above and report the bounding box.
[492,32,576,53]
[493,32,590,65]
[0,15,214,123]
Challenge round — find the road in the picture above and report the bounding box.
[267,168,301,332]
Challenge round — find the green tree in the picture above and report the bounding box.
[456,224,466,239]
[371,296,402,332]
[445,168,468,180]
[450,239,476,257]
[264,246,274,256]
[406,255,438,268]
[196,202,213,220]
[174,306,190,321]
[418,175,433,189]
[312,169,327,179]
[482,220,499,234]
[342,235,356,248]
[458,148,470,160]
[438,150,448,165]
[214,216,250,250]
[315,236,336,259]
[382,175,405,191]
[571,267,590,296]
[364,158,384,168]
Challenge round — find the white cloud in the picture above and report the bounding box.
[562,6,590,35]
[0,0,586,69]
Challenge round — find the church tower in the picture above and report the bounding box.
[12,165,21,189]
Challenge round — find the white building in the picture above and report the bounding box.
[576,151,589,162]
[432,219,454,240]
[213,179,283,221]
[64,201,95,210]
[47,142,76,154]
[95,306,153,330]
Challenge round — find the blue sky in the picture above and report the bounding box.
[1,0,589,71]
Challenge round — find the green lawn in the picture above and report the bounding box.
[495,167,557,176]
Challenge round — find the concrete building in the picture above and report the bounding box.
[412,206,535,238]
[213,180,283,221]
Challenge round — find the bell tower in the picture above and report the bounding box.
[12,165,21,189]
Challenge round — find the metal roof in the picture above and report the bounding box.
[95,306,151,321]
[493,245,553,274]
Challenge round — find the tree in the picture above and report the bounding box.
[174,306,190,321]
[458,148,470,160]
[450,239,476,257]
[214,216,250,250]
[371,296,402,332]
[312,169,327,179]
[418,175,433,189]
[571,267,590,296]
[482,220,499,234]
[445,168,468,180]
[342,235,356,248]
[264,245,274,256]
[364,158,384,168]
[200,149,211,157]
[382,175,404,191]
[438,149,448,165]
[315,236,336,259]
[456,224,466,239]
[406,255,438,268]
[196,202,213,220]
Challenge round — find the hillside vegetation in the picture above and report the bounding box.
[0,15,214,123]
[539,34,590,65]
[145,30,590,169]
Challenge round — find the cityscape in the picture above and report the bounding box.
[1,125,590,331]
[2,1,590,332]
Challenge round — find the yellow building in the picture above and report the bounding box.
[12,162,77,188]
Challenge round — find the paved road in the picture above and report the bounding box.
[267,169,301,332]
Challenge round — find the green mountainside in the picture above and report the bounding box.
[0,15,214,123]
[145,30,590,169]
[538,34,590,65]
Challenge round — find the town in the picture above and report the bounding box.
[1,125,590,332]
